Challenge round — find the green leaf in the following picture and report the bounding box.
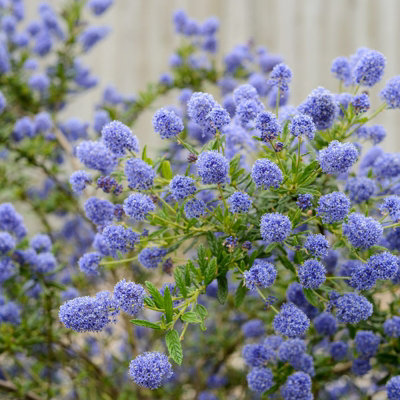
[197,245,208,273]
[165,329,183,365]
[278,255,296,274]
[217,274,228,304]
[204,257,217,285]
[181,311,202,323]
[174,267,188,298]
[234,281,248,307]
[163,286,174,323]
[194,304,208,319]
[161,160,173,180]
[130,319,161,330]
[145,281,164,309]
[303,288,319,308]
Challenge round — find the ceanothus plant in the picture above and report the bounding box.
[56,24,400,399]
[3,1,400,399]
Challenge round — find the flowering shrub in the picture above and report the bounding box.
[2,1,400,399]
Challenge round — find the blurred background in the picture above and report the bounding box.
[26,0,400,151]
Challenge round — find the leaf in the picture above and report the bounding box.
[303,288,320,308]
[181,311,202,323]
[145,281,164,309]
[217,274,229,304]
[130,319,161,330]
[194,304,208,319]
[165,329,183,365]
[174,267,188,298]
[197,245,208,273]
[163,286,174,323]
[278,255,296,274]
[234,281,248,307]
[144,297,156,308]
[161,160,173,180]
[204,257,217,285]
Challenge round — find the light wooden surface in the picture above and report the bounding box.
[26,0,400,152]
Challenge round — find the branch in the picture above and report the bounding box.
[0,379,42,400]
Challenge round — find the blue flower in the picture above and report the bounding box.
[281,372,312,400]
[260,213,291,244]
[13,117,34,141]
[314,312,337,336]
[113,279,145,316]
[138,247,167,269]
[34,252,57,274]
[246,367,274,393]
[0,91,6,113]
[0,232,15,255]
[298,87,338,130]
[380,196,400,222]
[187,92,217,126]
[273,303,310,338]
[319,140,358,174]
[233,84,259,104]
[102,121,139,157]
[244,260,277,290]
[123,193,155,221]
[351,93,370,114]
[251,159,283,189]
[352,358,371,376]
[353,49,386,87]
[304,234,329,258]
[289,114,316,140]
[268,63,292,93]
[367,252,399,280]
[59,292,118,333]
[0,203,27,239]
[184,198,207,218]
[296,194,313,210]
[381,76,400,108]
[355,330,380,358]
[317,192,350,223]
[343,213,383,249]
[30,234,52,253]
[227,191,252,213]
[298,259,326,289]
[331,56,352,84]
[70,170,92,194]
[78,252,101,276]
[153,108,184,139]
[330,341,348,361]
[93,110,111,134]
[349,263,377,290]
[102,225,140,255]
[242,319,265,338]
[242,343,275,367]
[255,111,281,141]
[0,257,16,282]
[88,0,113,15]
[278,339,306,363]
[335,293,373,324]
[196,151,229,184]
[236,98,264,126]
[0,301,21,325]
[169,175,196,200]
[124,158,155,190]
[387,375,400,400]
[129,352,173,389]
[76,140,117,175]
[345,177,376,203]
[84,197,114,226]
[79,26,110,52]
[384,316,400,338]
